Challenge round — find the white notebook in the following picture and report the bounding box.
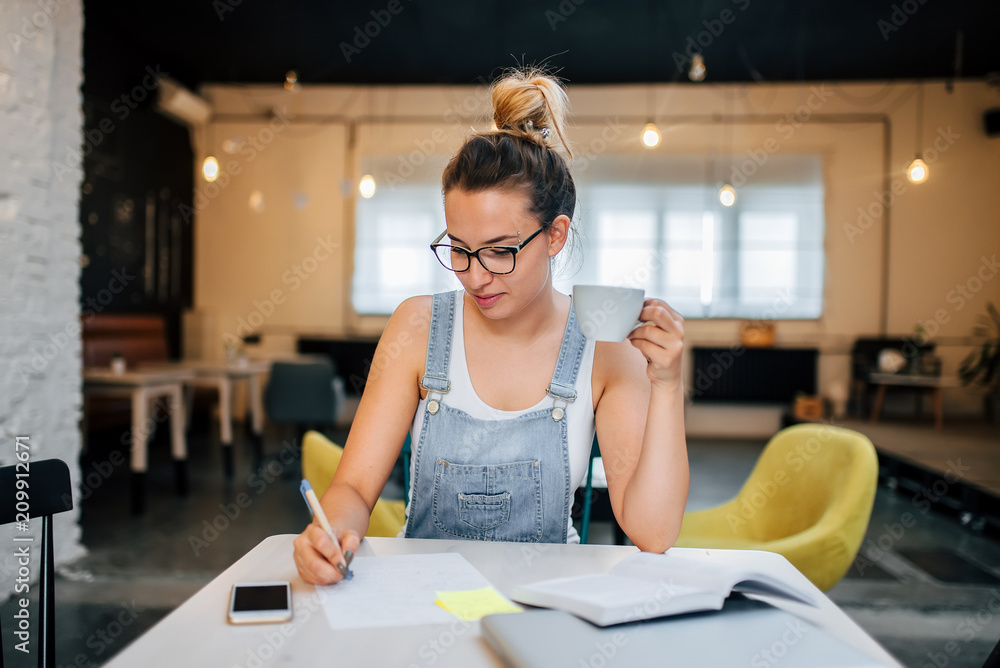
[510,550,818,627]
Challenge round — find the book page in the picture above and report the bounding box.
[611,551,817,606]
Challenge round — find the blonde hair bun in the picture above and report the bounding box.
[491,67,572,159]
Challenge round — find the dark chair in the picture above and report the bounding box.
[984,636,1000,667]
[0,458,74,668]
[578,436,626,545]
[579,436,601,544]
[263,361,343,452]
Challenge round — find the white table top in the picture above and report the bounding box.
[83,367,196,386]
[139,359,273,377]
[868,372,958,387]
[105,535,899,667]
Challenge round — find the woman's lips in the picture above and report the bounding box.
[472,293,502,307]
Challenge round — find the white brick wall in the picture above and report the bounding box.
[0,0,86,589]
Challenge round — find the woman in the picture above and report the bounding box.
[293,69,688,585]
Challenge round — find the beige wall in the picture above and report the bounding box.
[191,80,1000,415]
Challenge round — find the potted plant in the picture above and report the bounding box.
[958,302,1000,421]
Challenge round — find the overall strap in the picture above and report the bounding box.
[546,301,587,421]
[420,291,458,412]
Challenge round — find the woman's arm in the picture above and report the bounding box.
[593,299,688,553]
[292,296,430,584]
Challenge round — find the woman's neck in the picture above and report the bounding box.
[464,285,568,345]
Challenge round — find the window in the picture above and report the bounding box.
[351,156,460,315]
[352,152,825,319]
[569,155,825,319]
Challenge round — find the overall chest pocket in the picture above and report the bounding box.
[431,459,543,542]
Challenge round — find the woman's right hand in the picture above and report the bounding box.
[292,522,362,585]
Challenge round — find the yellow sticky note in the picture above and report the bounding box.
[435,586,523,621]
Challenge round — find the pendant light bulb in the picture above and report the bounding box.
[641,123,661,148]
[359,174,377,198]
[689,54,707,82]
[906,157,928,184]
[202,156,219,182]
[718,183,737,207]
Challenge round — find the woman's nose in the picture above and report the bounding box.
[465,257,494,288]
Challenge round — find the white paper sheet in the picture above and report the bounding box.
[315,552,493,630]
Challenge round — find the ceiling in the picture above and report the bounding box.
[83,0,1000,95]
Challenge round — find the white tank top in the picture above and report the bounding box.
[406,293,598,543]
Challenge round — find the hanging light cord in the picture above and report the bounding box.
[915,82,924,156]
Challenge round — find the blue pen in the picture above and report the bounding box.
[300,480,353,580]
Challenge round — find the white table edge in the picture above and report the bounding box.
[104,535,901,667]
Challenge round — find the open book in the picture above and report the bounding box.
[509,550,818,627]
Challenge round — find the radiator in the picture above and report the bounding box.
[690,346,818,403]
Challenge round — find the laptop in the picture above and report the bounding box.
[481,597,892,668]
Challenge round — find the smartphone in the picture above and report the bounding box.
[227,581,293,624]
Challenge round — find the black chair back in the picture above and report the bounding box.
[264,361,338,425]
[1,458,74,668]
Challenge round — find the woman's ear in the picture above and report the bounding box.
[546,215,571,257]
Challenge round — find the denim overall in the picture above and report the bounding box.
[404,291,587,543]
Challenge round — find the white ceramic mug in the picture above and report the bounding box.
[573,285,646,342]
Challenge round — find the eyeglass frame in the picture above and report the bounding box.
[429,225,546,275]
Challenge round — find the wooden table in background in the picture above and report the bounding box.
[868,372,958,431]
[83,366,196,513]
[141,359,272,479]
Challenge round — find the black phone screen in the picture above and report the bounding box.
[232,584,289,612]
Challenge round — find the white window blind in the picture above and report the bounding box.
[351,153,824,319]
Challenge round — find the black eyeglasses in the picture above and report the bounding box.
[430,226,545,275]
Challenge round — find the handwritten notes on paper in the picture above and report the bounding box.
[316,552,507,630]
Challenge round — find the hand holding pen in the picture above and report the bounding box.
[297,480,356,582]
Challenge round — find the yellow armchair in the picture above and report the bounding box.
[301,430,407,538]
[675,423,878,591]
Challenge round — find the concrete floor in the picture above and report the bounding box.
[2,417,1000,667]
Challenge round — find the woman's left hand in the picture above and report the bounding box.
[626,299,685,388]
